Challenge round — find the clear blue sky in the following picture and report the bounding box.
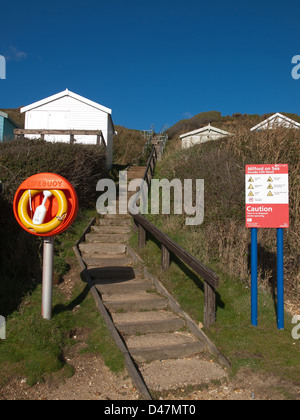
[0,0,299,130]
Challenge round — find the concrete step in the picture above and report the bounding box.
[127,172,146,181]
[85,233,131,244]
[79,242,126,255]
[127,332,207,363]
[128,166,147,171]
[113,310,186,336]
[83,254,132,268]
[103,292,168,312]
[127,191,141,198]
[127,166,146,174]
[88,266,140,281]
[95,278,154,295]
[91,225,132,234]
[119,191,141,200]
[104,214,131,219]
[140,358,228,392]
[97,218,132,227]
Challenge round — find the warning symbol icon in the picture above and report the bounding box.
[248,177,254,183]
[248,184,254,190]
[267,191,273,197]
[267,184,274,190]
[267,177,273,183]
[248,191,254,197]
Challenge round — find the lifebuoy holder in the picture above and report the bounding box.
[13,173,78,237]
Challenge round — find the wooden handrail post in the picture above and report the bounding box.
[161,244,170,271]
[138,223,146,249]
[132,212,219,328]
[204,282,217,329]
[133,218,138,233]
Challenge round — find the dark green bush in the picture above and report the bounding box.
[0,139,107,207]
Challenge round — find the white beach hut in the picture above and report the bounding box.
[21,89,115,168]
[250,113,300,132]
[180,124,231,149]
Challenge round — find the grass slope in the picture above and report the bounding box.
[128,124,300,394]
[0,209,125,389]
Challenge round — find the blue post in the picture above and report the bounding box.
[277,228,284,330]
[251,228,258,327]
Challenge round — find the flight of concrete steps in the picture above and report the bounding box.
[78,166,227,392]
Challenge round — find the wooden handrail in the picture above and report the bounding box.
[143,145,158,186]
[132,213,219,289]
[130,141,218,327]
[131,212,219,328]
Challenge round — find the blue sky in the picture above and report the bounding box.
[0,0,299,130]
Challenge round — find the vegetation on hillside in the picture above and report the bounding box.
[153,125,300,305]
[0,209,124,388]
[167,110,300,139]
[167,111,223,138]
[0,108,24,128]
[0,139,107,316]
[0,138,125,388]
[113,125,147,165]
[129,124,299,390]
[0,108,299,394]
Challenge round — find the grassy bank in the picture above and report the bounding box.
[129,229,299,395]
[127,126,299,395]
[0,139,108,316]
[0,139,125,390]
[155,127,299,303]
[0,208,125,389]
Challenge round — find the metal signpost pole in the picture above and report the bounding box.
[251,228,258,327]
[277,228,284,330]
[42,237,54,321]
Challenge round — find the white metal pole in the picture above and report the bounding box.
[42,236,54,320]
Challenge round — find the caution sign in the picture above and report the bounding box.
[13,173,78,237]
[245,165,289,228]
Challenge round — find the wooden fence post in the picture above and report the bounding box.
[161,244,170,271]
[204,282,217,329]
[133,218,138,233]
[138,224,146,249]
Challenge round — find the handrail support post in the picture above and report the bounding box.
[138,223,146,250]
[161,244,170,271]
[204,282,217,329]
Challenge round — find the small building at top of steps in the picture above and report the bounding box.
[180,124,231,149]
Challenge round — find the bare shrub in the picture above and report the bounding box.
[156,125,300,303]
[113,126,145,165]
